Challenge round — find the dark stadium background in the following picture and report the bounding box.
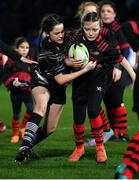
[0,0,139,43]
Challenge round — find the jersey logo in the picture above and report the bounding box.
[97,86,102,91]
[35,70,48,84]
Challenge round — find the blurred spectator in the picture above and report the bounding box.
[0,0,139,43]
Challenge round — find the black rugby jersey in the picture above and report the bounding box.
[77,33,124,65]
[36,37,65,79]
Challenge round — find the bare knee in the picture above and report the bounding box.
[34,103,47,117]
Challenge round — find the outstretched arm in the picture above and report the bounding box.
[0,40,38,64]
[0,40,21,61]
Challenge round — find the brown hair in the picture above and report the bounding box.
[81,12,103,27]
[99,0,117,14]
[14,37,29,49]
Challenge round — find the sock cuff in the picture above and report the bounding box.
[29,112,43,125]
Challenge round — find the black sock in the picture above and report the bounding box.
[104,128,111,132]
[21,112,43,148]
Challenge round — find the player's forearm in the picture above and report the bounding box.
[54,68,88,85]
[120,57,136,82]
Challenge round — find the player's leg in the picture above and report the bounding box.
[88,67,114,162]
[15,86,50,163]
[87,69,110,163]
[68,76,88,162]
[104,83,129,141]
[30,103,64,147]
[115,132,139,179]
[21,92,33,138]
[88,89,106,163]
[68,101,86,162]
[84,107,114,147]
[10,92,22,143]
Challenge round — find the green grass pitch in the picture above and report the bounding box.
[0,85,138,179]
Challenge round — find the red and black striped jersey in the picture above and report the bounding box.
[77,33,124,65]
[103,20,130,51]
[100,26,117,47]
[122,20,139,52]
[3,57,31,91]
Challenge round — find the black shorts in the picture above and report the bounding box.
[31,68,52,92]
[49,84,67,105]
[31,68,67,105]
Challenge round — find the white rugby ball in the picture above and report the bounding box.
[68,43,89,70]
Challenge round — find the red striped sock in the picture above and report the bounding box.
[108,105,128,136]
[90,115,103,145]
[123,151,139,179]
[73,123,85,148]
[20,113,31,129]
[100,107,110,131]
[12,118,19,136]
[122,132,139,164]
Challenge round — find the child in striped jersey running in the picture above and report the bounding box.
[71,1,115,147]
[68,12,135,163]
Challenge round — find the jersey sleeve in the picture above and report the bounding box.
[99,45,124,65]
[115,28,130,50]
[3,59,15,88]
[122,21,139,52]
[0,40,21,61]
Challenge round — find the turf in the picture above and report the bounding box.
[0,85,138,179]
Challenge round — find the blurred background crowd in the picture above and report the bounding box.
[0,0,139,44]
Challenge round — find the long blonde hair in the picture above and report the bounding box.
[76,1,99,18]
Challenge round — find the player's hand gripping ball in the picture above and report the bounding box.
[68,43,89,70]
